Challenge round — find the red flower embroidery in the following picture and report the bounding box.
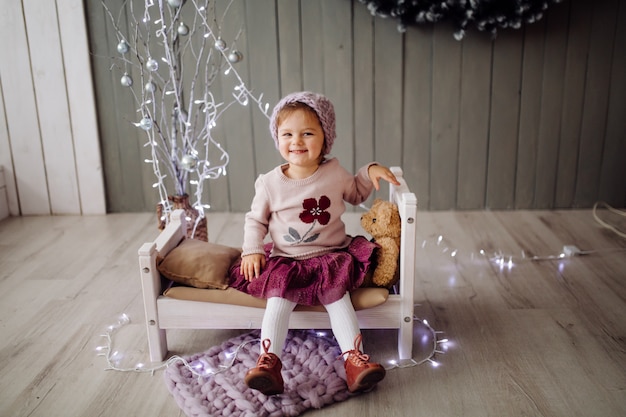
[299,196,331,225]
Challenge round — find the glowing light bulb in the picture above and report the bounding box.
[428,358,440,368]
[119,313,130,324]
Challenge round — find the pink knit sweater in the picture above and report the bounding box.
[242,158,375,260]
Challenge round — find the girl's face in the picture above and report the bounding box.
[277,108,325,175]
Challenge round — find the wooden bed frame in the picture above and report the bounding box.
[138,167,417,362]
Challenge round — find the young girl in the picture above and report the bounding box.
[229,91,400,395]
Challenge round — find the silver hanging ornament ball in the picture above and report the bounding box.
[214,38,227,51]
[180,154,198,171]
[146,58,159,72]
[139,117,153,130]
[167,0,184,7]
[120,74,133,87]
[144,81,156,93]
[117,40,129,54]
[228,50,243,63]
[177,22,189,36]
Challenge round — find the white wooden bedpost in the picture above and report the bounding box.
[390,167,418,361]
[138,241,168,362]
[138,209,187,361]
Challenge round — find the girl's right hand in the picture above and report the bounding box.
[240,253,266,281]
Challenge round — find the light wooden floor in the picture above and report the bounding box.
[0,209,624,417]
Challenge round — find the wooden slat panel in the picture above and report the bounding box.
[245,0,281,176]
[87,0,154,212]
[599,0,626,206]
[23,0,81,214]
[277,0,302,95]
[0,81,19,216]
[533,6,568,209]
[353,4,375,175]
[574,0,620,207]
[0,0,50,215]
[554,0,592,208]
[212,0,255,212]
[515,20,546,209]
[486,31,523,209]
[402,25,433,210]
[430,24,461,210]
[57,0,107,215]
[373,17,403,170]
[301,1,324,93]
[321,0,353,170]
[457,33,492,210]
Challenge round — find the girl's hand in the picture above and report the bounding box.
[368,164,401,190]
[240,253,266,281]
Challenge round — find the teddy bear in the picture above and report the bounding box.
[360,198,401,288]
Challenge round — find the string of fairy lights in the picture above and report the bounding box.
[96,313,261,378]
[96,311,445,378]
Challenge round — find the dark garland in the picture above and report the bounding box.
[358,0,563,39]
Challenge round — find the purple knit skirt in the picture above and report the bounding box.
[228,236,379,306]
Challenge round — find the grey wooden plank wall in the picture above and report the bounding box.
[86,0,626,213]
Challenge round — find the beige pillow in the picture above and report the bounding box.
[157,238,241,289]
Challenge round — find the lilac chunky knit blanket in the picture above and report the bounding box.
[164,330,354,417]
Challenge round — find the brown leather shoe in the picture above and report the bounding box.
[244,339,284,395]
[342,334,386,393]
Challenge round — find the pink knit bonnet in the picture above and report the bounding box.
[269,91,336,155]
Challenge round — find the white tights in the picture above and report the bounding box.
[260,292,362,358]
